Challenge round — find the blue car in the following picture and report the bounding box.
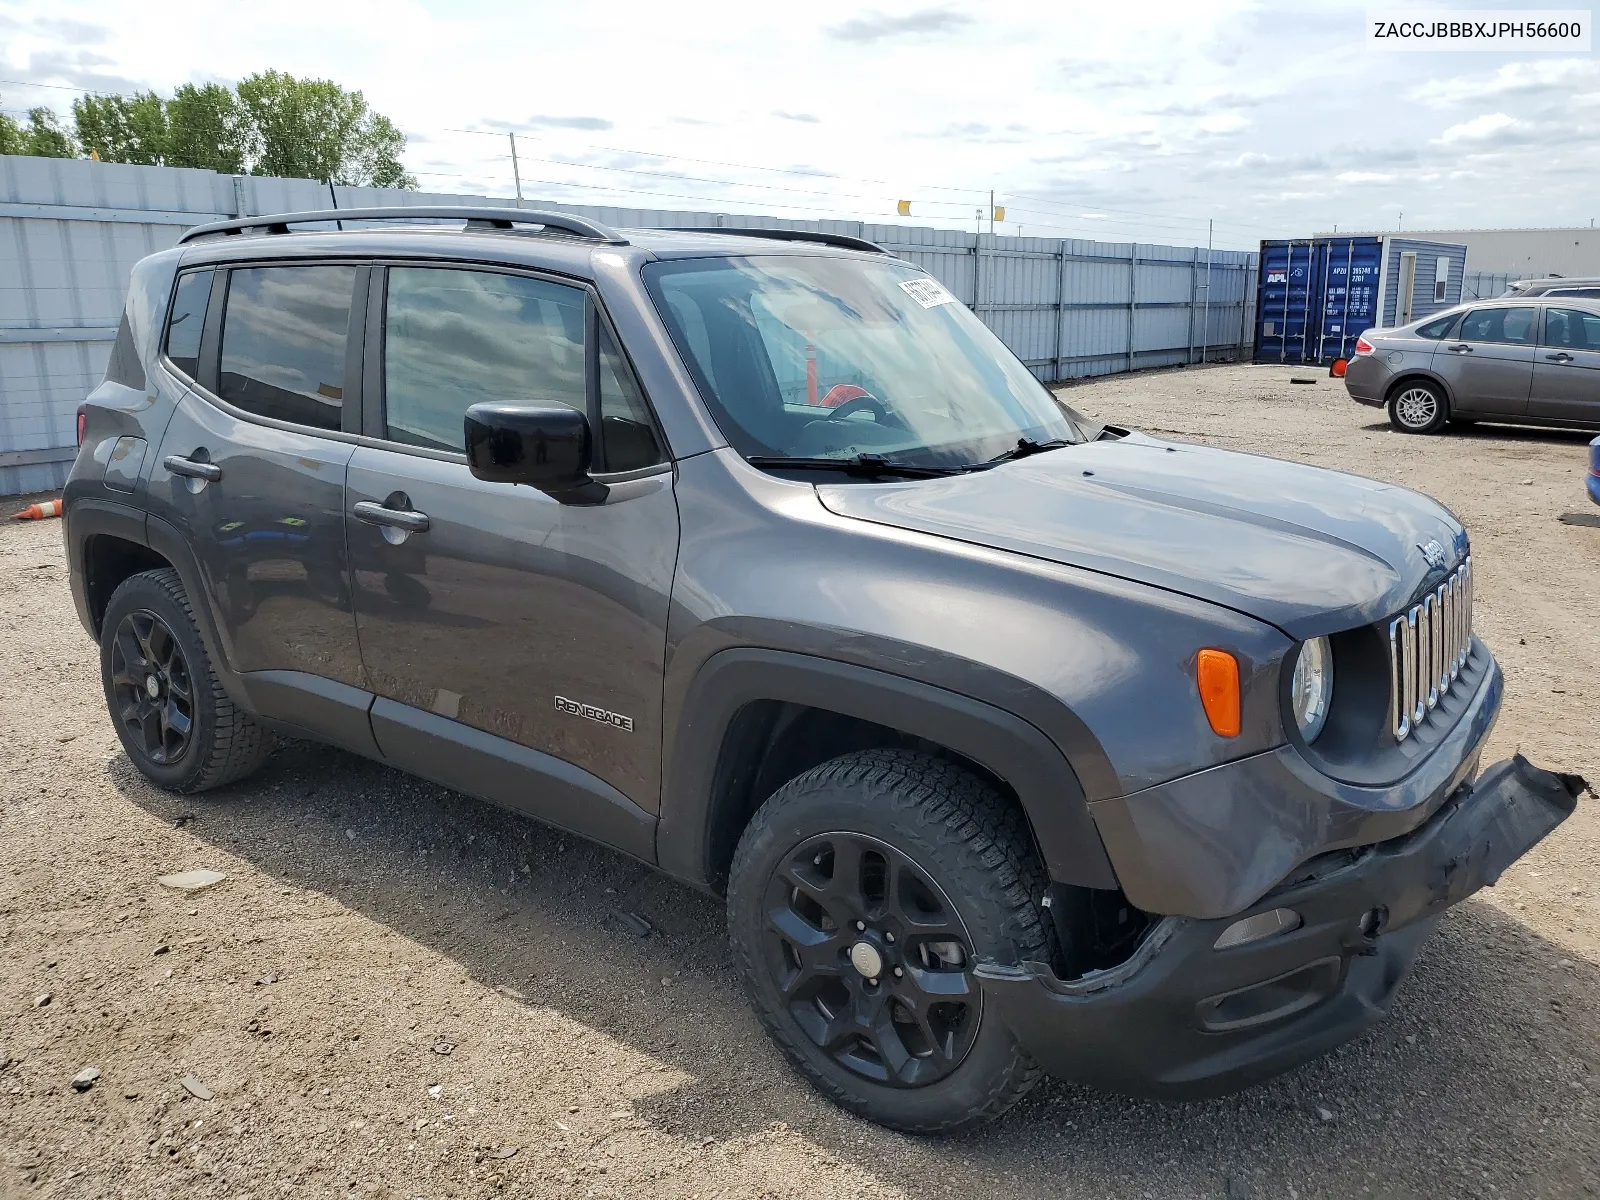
[1590,435,1600,505]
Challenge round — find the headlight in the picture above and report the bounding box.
[1290,636,1333,742]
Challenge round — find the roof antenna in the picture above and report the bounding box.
[328,181,344,231]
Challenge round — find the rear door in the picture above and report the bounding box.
[344,262,677,842]
[1530,306,1600,425]
[148,260,372,748]
[1430,305,1538,416]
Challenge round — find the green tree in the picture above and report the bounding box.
[0,106,77,158]
[0,109,22,156]
[235,70,415,187]
[166,83,247,173]
[73,91,169,165]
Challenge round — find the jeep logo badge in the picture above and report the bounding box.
[554,695,634,733]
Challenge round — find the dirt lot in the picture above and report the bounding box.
[2,363,1598,1199]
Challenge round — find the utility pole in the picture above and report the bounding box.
[1200,217,1213,365]
[509,132,524,208]
[989,189,995,236]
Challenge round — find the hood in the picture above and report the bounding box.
[816,433,1468,639]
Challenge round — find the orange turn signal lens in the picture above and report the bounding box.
[1196,649,1241,738]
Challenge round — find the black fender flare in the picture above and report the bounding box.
[66,496,256,717]
[656,647,1120,893]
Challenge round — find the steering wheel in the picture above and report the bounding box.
[824,392,904,429]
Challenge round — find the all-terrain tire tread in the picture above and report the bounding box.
[728,748,1049,1133]
[112,568,273,792]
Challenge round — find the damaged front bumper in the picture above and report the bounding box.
[976,755,1584,1099]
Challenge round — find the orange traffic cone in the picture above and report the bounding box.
[12,498,63,520]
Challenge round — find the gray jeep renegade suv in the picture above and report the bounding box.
[66,207,1581,1133]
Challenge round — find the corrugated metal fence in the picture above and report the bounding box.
[1,155,1257,495]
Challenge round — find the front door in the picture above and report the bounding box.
[1529,306,1600,425]
[1430,305,1538,416]
[345,263,678,831]
[149,261,368,734]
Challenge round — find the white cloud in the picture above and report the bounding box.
[1438,112,1526,145]
[1411,59,1599,108]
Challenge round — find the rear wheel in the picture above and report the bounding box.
[100,568,273,793]
[1388,382,1448,433]
[727,749,1051,1133]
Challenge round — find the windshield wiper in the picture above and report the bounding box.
[977,436,1074,468]
[746,454,969,478]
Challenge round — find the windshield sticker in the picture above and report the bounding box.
[899,277,957,309]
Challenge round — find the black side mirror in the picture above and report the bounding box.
[464,403,594,497]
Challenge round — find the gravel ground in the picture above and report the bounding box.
[1,363,1597,1199]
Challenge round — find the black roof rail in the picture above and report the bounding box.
[662,226,888,254]
[178,206,629,246]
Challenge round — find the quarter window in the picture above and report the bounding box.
[218,265,356,430]
[1544,308,1600,351]
[597,322,665,472]
[1415,313,1459,340]
[1458,306,1537,345]
[165,269,213,379]
[383,267,586,452]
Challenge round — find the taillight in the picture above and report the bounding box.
[76,407,87,447]
[1354,337,1375,355]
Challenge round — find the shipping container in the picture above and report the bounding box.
[1253,236,1466,364]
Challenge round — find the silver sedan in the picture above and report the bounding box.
[1344,297,1600,433]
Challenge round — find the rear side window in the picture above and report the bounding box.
[219,265,356,430]
[383,267,586,451]
[1544,308,1600,351]
[164,269,212,379]
[1415,313,1459,340]
[1459,306,1537,345]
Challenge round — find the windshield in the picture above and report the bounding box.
[644,255,1085,467]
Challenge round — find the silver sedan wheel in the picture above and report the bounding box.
[1394,386,1439,430]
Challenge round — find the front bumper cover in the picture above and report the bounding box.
[976,755,1583,1099]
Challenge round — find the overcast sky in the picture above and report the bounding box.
[1,0,1595,250]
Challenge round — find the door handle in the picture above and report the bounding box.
[1447,344,1472,353]
[162,454,222,482]
[1545,352,1574,363]
[352,500,430,533]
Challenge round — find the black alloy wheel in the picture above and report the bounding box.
[765,831,981,1088]
[109,609,196,767]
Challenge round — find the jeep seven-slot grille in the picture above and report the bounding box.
[1388,558,1472,743]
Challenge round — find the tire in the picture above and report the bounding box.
[727,749,1050,1133]
[100,567,274,793]
[1388,381,1448,433]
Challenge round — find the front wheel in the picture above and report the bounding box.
[726,749,1051,1133]
[1388,382,1448,433]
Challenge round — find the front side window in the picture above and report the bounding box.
[165,269,213,379]
[219,265,355,430]
[383,267,586,452]
[1415,312,1459,340]
[644,256,1083,467]
[1544,308,1600,351]
[1458,306,1537,345]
